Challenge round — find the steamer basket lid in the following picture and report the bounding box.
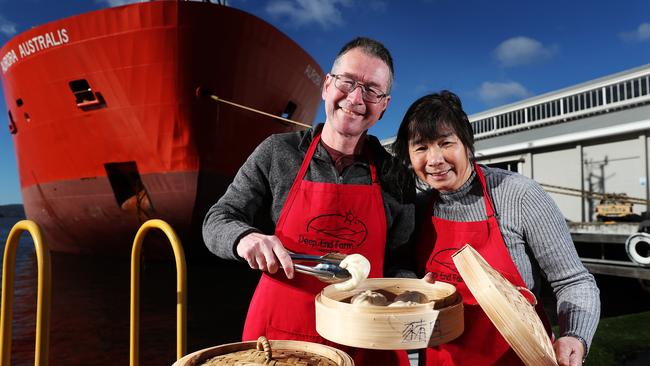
[452,244,558,366]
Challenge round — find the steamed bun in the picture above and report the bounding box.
[393,290,429,304]
[387,300,420,307]
[334,253,371,291]
[350,290,388,306]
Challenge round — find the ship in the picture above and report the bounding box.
[0,0,324,256]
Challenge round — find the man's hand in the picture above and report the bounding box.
[236,232,294,279]
[554,336,585,366]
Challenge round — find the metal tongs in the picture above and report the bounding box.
[290,252,352,284]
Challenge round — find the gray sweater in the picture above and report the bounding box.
[418,165,600,352]
[203,124,415,275]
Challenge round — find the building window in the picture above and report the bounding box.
[577,94,582,110]
[542,103,547,119]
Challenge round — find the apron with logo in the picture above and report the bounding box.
[242,133,410,365]
[417,164,551,366]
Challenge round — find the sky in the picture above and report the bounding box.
[0,0,649,204]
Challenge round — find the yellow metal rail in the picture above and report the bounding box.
[130,219,187,366]
[0,220,51,366]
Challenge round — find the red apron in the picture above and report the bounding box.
[417,164,551,366]
[242,134,410,366]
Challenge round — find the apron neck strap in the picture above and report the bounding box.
[364,144,378,183]
[428,163,496,219]
[299,133,377,182]
[473,162,496,218]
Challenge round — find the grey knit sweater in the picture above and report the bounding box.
[202,124,415,275]
[417,165,600,351]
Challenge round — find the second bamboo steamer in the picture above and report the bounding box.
[315,278,464,350]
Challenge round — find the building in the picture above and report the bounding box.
[471,64,650,224]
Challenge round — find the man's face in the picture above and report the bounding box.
[322,48,391,137]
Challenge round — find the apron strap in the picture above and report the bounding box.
[363,144,378,183]
[278,133,378,230]
[427,163,495,219]
[473,162,496,219]
[276,134,322,230]
[297,134,378,182]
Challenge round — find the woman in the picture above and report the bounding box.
[392,91,600,366]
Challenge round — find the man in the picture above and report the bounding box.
[203,37,413,365]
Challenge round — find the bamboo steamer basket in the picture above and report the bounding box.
[315,278,463,350]
[452,244,558,366]
[172,336,354,366]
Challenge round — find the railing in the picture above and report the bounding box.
[0,220,51,366]
[196,87,311,128]
[130,219,187,366]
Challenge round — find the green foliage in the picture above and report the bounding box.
[583,311,650,365]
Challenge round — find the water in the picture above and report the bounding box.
[0,217,260,366]
[2,216,650,365]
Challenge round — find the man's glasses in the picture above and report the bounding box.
[329,74,387,104]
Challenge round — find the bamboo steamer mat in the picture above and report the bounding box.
[315,278,463,350]
[172,336,354,366]
[452,244,558,366]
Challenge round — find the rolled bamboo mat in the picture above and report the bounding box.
[172,336,354,366]
[452,244,558,366]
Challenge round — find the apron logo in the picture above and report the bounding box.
[298,210,368,251]
[428,247,464,283]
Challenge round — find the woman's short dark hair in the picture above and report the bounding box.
[392,90,474,167]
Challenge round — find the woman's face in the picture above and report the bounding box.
[408,131,473,192]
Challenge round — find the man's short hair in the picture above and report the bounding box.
[332,37,394,94]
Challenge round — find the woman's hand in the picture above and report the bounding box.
[554,336,585,366]
[422,272,436,283]
[237,232,294,279]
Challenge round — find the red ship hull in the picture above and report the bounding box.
[1,1,324,256]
